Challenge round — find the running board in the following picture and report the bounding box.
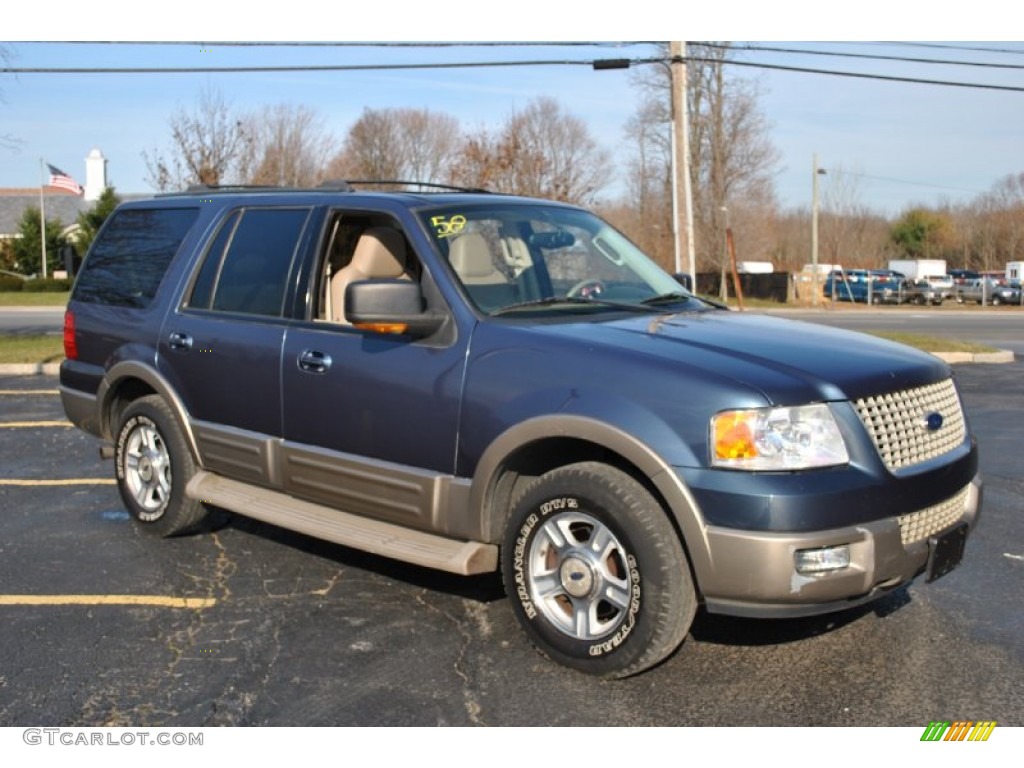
[186,471,497,575]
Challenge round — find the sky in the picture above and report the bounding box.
[3,3,1023,217]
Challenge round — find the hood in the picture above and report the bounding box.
[526,310,949,405]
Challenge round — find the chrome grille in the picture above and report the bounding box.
[897,485,969,546]
[854,378,966,471]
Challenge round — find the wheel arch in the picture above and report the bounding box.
[471,415,713,593]
[98,361,200,462]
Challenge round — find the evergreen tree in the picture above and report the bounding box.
[76,187,121,255]
[10,207,67,276]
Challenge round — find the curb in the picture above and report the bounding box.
[0,363,62,375]
[932,350,1015,364]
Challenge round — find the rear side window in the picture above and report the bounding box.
[72,208,199,308]
[187,208,310,317]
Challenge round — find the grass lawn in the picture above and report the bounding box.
[0,334,65,365]
[0,292,69,307]
[864,331,998,354]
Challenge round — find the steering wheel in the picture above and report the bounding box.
[566,279,607,299]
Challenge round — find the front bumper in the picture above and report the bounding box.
[696,473,982,618]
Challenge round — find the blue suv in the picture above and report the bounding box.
[60,185,981,677]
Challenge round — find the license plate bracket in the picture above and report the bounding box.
[926,523,968,582]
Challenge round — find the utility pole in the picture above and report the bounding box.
[811,154,826,306]
[670,42,695,286]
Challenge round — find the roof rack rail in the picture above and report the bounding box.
[157,182,354,197]
[345,180,490,194]
[158,179,488,197]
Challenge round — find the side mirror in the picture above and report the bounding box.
[345,280,445,337]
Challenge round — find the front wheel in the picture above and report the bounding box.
[114,395,208,537]
[501,462,696,678]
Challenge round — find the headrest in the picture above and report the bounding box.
[449,232,497,278]
[351,228,408,278]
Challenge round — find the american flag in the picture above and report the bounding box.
[46,163,83,195]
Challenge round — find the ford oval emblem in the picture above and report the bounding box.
[921,412,944,432]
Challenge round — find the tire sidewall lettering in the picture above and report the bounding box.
[512,511,540,619]
[588,554,641,657]
[513,493,641,659]
[115,414,149,481]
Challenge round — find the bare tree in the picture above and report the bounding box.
[329,107,461,186]
[453,97,612,204]
[819,165,888,266]
[623,43,780,281]
[242,104,338,187]
[144,87,253,191]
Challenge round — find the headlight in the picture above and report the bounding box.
[711,404,849,470]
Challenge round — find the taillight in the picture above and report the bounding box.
[63,309,78,360]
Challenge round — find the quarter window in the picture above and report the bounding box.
[72,207,199,308]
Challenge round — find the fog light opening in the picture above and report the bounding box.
[795,545,851,574]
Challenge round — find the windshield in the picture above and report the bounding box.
[418,202,698,315]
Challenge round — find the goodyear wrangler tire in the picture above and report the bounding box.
[501,461,696,678]
[114,395,208,537]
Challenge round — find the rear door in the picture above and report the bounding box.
[158,205,314,486]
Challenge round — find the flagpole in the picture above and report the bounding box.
[39,158,48,279]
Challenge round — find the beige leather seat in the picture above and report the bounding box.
[330,227,410,324]
[449,232,507,285]
[448,232,522,312]
[501,237,532,277]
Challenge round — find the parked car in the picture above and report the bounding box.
[948,269,980,285]
[955,278,1021,305]
[904,279,945,305]
[923,274,955,300]
[824,271,903,304]
[59,183,982,678]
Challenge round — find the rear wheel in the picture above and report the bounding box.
[114,395,208,537]
[501,462,695,678]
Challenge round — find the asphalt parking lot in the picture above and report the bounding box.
[0,363,1021,727]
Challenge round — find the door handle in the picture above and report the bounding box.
[168,331,193,351]
[298,349,332,374]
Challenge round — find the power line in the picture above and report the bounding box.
[829,169,987,195]
[0,58,601,75]
[4,50,1024,94]
[681,55,1024,93]
[22,40,653,48]
[878,41,1024,57]
[726,42,1024,71]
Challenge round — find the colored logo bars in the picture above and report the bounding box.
[921,721,997,742]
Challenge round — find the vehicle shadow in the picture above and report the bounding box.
[688,586,913,647]
[212,510,916,636]
[217,510,507,603]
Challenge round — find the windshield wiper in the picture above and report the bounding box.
[641,292,695,305]
[641,292,723,310]
[489,296,657,316]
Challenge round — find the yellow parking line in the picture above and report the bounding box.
[0,390,60,395]
[0,478,115,486]
[0,420,72,428]
[0,595,216,608]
